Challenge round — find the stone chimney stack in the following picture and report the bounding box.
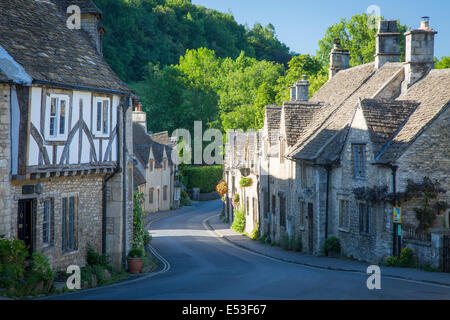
[290,75,309,101]
[404,16,437,89]
[81,13,104,55]
[329,38,350,79]
[375,20,400,69]
[132,102,147,132]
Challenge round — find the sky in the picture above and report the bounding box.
[191,0,449,59]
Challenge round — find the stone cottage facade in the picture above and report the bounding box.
[0,0,134,270]
[225,18,450,269]
[132,110,179,214]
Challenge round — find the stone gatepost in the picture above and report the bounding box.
[430,228,450,270]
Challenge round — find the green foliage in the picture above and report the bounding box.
[94,0,291,82]
[250,222,260,240]
[132,192,151,251]
[317,14,408,67]
[324,236,341,254]
[231,206,246,233]
[182,165,223,193]
[384,247,417,268]
[435,56,450,69]
[87,245,111,270]
[280,232,290,250]
[0,236,54,297]
[127,246,145,259]
[291,235,303,252]
[239,177,253,188]
[180,189,191,206]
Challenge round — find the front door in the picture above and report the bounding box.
[18,199,34,253]
[308,203,314,253]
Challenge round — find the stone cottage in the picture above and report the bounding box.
[0,0,135,270]
[225,18,450,270]
[132,109,179,214]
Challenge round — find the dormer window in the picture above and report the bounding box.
[93,97,110,137]
[45,94,70,141]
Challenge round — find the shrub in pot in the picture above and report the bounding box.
[127,247,145,274]
[324,236,341,257]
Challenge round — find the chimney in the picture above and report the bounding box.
[296,75,309,101]
[403,16,437,89]
[132,102,147,132]
[80,5,104,55]
[290,75,309,101]
[375,20,400,69]
[329,38,350,79]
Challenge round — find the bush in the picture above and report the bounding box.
[250,222,260,240]
[132,192,149,251]
[324,236,341,254]
[291,235,302,252]
[231,206,245,233]
[280,232,290,250]
[181,165,223,193]
[180,189,191,206]
[384,247,417,268]
[87,245,111,269]
[128,246,145,259]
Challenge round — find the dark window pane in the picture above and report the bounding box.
[103,100,108,134]
[97,101,102,132]
[69,197,75,250]
[59,100,66,134]
[62,198,67,251]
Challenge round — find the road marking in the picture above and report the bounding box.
[203,214,450,290]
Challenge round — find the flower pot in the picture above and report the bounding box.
[127,258,143,274]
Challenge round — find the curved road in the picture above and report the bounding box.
[50,201,450,300]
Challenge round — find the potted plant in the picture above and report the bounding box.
[127,246,145,274]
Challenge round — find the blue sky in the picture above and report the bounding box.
[191,0,449,59]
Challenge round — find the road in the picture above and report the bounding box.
[49,201,450,300]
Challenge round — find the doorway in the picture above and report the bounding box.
[18,199,35,254]
[308,203,314,253]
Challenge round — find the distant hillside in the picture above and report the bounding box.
[94,0,293,82]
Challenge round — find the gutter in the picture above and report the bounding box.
[32,79,130,96]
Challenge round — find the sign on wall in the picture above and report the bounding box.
[393,207,402,223]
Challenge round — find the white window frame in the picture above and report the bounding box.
[93,97,111,137]
[45,94,70,141]
[338,198,350,232]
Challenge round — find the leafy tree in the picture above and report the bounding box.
[435,56,450,69]
[316,14,408,67]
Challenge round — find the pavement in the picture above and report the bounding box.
[206,210,450,287]
[42,200,450,300]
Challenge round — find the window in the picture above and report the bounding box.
[163,186,168,201]
[46,94,70,140]
[263,191,269,219]
[339,199,350,230]
[246,197,249,216]
[93,97,110,136]
[62,196,78,252]
[43,199,54,247]
[163,159,167,170]
[300,201,305,227]
[272,195,276,214]
[352,144,366,179]
[359,203,370,234]
[280,195,286,228]
[149,188,154,204]
[149,160,154,172]
[301,164,307,188]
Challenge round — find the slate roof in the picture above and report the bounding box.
[289,62,404,161]
[133,168,146,188]
[57,0,102,14]
[377,68,450,163]
[360,99,419,158]
[264,105,282,146]
[133,123,174,169]
[0,0,130,92]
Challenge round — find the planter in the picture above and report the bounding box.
[127,258,143,274]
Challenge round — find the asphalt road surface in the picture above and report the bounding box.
[48,201,450,300]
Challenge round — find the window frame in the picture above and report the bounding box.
[163,185,168,201]
[338,199,350,231]
[93,97,111,137]
[359,202,370,234]
[299,200,306,229]
[45,94,70,141]
[149,188,154,204]
[43,198,54,248]
[352,143,366,179]
[279,195,286,228]
[61,194,78,253]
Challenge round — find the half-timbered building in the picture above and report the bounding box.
[0,0,134,270]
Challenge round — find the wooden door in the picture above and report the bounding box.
[18,199,34,253]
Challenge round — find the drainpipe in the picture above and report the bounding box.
[267,157,271,238]
[325,165,331,241]
[391,165,398,256]
[122,96,131,267]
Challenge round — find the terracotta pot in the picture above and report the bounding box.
[127,258,143,274]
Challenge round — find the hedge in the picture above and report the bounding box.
[181,165,223,193]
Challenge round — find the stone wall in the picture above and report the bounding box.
[11,174,103,271]
[0,84,11,238]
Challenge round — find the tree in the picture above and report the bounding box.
[316,14,408,67]
[435,56,450,69]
